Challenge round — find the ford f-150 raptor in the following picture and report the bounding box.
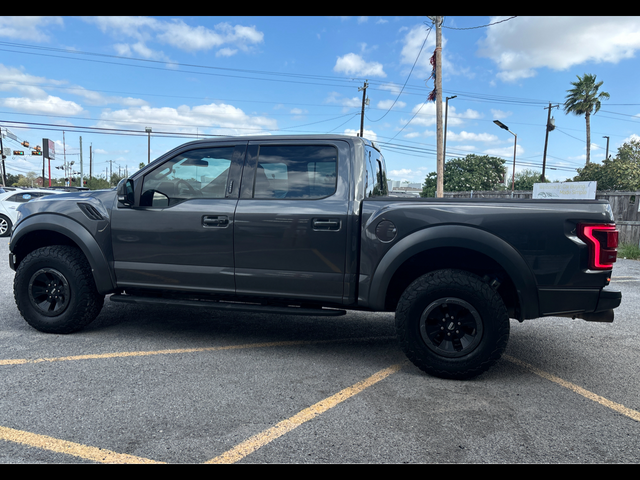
[8,135,622,379]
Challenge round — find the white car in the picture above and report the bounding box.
[0,189,64,237]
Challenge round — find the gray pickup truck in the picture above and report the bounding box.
[8,135,622,379]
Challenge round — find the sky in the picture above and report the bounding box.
[0,15,639,186]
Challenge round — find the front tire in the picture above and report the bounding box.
[14,246,104,334]
[395,269,509,380]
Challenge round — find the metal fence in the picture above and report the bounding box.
[442,190,640,245]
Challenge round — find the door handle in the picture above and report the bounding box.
[312,218,341,231]
[203,215,229,228]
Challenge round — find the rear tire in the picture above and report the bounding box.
[395,269,509,380]
[14,246,104,334]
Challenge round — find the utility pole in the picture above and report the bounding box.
[541,102,559,182]
[0,125,6,187]
[358,80,369,137]
[444,95,456,165]
[145,127,152,164]
[89,144,92,182]
[63,131,66,187]
[434,16,444,198]
[79,136,84,188]
[603,136,610,161]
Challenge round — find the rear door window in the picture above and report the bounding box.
[252,145,337,199]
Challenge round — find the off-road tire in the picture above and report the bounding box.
[14,246,104,334]
[395,269,509,380]
[0,214,12,237]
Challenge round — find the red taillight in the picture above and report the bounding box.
[578,223,619,270]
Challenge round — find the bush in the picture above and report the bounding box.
[618,243,640,260]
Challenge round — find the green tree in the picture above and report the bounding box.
[15,171,38,187]
[85,177,110,190]
[421,154,506,197]
[572,138,640,190]
[6,173,20,186]
[563,73,610,165]
[513,169,549,190]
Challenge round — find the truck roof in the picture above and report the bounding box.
[172,133,376,148]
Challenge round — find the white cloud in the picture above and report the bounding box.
[404,102,482,128]
[343,128,377,141]
[96,103,277,136]
[83,16,264,59]
[377,99,406,110]
[325,91,362,112]
[478,16,640,82]
[446,131,499,143]
[389,168,413,177]
[491,109,512,120]
[216,48,237,57]
[157,20,264,53]
[0,64,148,109]
[0,16,63,42]
[400,23,462,78]
[334,53,386,77]
[379,83,403,95]
[484,145,525,158]
[0,95,84,116]
[388,167,429,183]
[403,132,422,139]
[69,86,148,107]
[400,24,436,75]
[0,64,65,99]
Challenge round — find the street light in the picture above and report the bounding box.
[493,120,517,196]
[145,127,152,164]
[444,95,456,163]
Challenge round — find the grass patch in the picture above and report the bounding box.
[619,243,640,260]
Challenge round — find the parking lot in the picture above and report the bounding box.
[0,239,639,463]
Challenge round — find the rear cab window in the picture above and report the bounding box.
[364,145,388,197]
[251,145,338,199]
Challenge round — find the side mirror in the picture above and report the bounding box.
[117,178,135,206]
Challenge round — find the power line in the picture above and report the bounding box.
[367,25,433,123]
[0,42,370,91]
[442,16,517,30]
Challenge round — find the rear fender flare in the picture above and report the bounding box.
[366,225,539,319]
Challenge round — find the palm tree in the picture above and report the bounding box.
[563,73,610,164]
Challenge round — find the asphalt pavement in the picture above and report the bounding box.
[0,238,638,463]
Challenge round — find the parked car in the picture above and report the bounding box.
[0,189,63,237]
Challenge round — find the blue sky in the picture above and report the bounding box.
[0,16,639,185]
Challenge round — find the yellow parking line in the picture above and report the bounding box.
[504,355,640,422]
[0,425,162,464]
[206,362,406,464]
[0,336,395,366]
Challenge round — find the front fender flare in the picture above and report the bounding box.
[10,213,116,295]
[365,225,539,319]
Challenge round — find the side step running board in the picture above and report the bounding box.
[109,294,347,317]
